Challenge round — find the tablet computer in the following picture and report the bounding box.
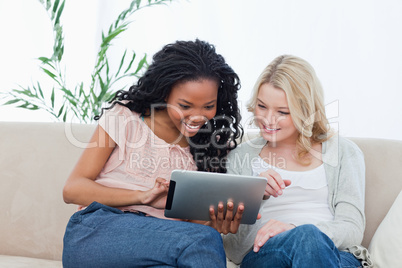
[164,170,267,224]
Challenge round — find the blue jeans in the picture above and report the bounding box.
[63,202,226,268]
[241,224,361,268]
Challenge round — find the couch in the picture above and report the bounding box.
[0,121,401,267]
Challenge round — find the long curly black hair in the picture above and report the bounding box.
[96,39,243,173]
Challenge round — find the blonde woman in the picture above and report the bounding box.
[223,55,371,267]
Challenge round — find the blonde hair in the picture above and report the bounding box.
[247,55,331,164]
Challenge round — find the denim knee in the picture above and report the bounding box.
[295,224,321,234]
[295,224,332,240]
[255,224,335,255]
[191,224,223,245]
[242,224,339,268]
[292,224,337,252]
[177,224,226,267]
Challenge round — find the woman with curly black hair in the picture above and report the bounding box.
[62,39,243,267]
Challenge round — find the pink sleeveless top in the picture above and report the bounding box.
[94,103,197,219]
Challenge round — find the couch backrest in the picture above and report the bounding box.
[348,137,402,248]
[0,122,96,260]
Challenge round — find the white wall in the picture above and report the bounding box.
[1,0,401,140]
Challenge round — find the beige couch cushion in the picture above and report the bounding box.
[368,190,402,268]
[0,255,61,268]
[0,122,95,261]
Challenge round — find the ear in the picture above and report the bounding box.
[164,92,170,103]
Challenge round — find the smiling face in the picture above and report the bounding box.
[166,79,218,137]
[254,83,299,145]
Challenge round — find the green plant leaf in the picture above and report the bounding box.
[60,87,75,98]
[27,104,40,110]
[57,104,64,117]
[129,0,136,10]
[116,50,127,77]
[58,44,64,61]
[70,106,82,123]
[78,82,84,97]
[17,102,29,109]
[54,0,65,26]
[53,0,60,14]
[32,84,39,98]
[3,99,21,105]
[124,51,136,74]
[51,88,55,108]
[134,54,147,74]
[46,0,51,11]
[38,56,50,63]
[78,83,90,106]
[69,98,78,107]
[13,88,35,98]
[41,67,57,79]
[106,59,110,79]
[97,73,110,103]
[103,92,115,103]
[38,57,56,70]
[82,107,88,119]
[37,82,45,99]
[102,27,126,45]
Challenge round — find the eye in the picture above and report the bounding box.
[205,105,215,110]
[179,104,190,109]
[278,111,290,115]
[257,104,266,109]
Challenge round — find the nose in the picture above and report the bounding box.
[265,110,277,125]
[188,114,207,124]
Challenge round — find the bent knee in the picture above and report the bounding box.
[293,224,335,249]
[189,224,222,245]
[296,224,321,235]
[198,225,222,240]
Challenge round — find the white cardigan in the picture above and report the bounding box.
[223,135,369,265]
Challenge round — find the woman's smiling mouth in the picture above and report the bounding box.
[263,125,280,133]
[183,121,205,132]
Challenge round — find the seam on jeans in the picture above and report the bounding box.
[69,210,82,224]
[78,208,121,230]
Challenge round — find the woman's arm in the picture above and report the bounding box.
[63,126,167,208]
[316,138,366,249]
